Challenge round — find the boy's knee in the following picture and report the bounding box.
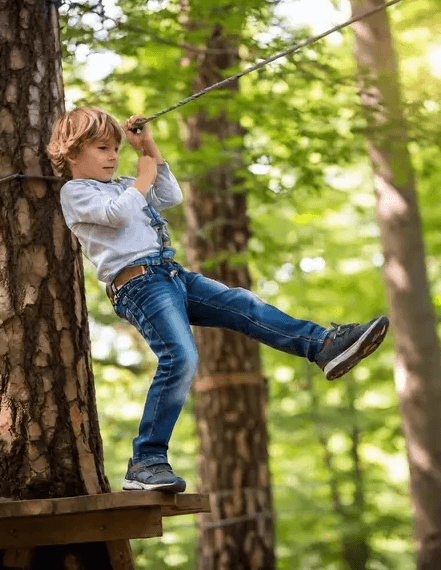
[186,346,199,377]
[175,345,199,380]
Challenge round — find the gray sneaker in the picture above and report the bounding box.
[123,459,186,493]
[315,316,389,381]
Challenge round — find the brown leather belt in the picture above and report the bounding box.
[106,258,174,305]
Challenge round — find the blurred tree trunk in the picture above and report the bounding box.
[0,1,133,567]
[181,16,276,570]
[350,2,441,568]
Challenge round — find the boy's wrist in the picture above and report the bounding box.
[133,175,153,197]
[141,140,163,161]
[136,146,164,164]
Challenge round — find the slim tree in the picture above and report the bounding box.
[181,11,276,570]
[350,2,441,568]
[0,0,133,566]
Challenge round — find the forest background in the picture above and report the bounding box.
[57,0,441,568]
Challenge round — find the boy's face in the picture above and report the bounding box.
[68,136,120,182]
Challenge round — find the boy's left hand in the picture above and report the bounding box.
[123,115,165,163]
[123,115,151,152]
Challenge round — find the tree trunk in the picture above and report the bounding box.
[182,23,276,570]
[0,1,133,567]
[350,2,441,568]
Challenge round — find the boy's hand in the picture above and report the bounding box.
[123,115,151,153]
[133,155,157,198]
[123,115,165,164]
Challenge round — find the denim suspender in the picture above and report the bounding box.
[143,204,171,253]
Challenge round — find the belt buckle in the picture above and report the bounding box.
[111,281,119,297]
[109,282,120,305]
[110,263,147,305]
[106,283,117,305]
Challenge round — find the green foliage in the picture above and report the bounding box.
[57,0,441,567]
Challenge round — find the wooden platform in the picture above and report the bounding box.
[0,492,210,548]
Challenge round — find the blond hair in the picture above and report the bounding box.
[47,107,124,179]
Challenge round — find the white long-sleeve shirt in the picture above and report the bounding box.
[60,163,183,283]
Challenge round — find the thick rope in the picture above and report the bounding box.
[131,0,404,130]
[0,0,404,188]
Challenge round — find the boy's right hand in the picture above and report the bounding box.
[134,155,157,198]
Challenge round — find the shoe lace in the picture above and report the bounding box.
[329,322,359,337]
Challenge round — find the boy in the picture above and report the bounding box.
[47,107,389,494]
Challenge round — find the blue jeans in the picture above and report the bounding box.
[113,255,328,465]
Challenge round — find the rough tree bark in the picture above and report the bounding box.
[0,1,133,567]
[181,19,276,570]
[350,2,441,569]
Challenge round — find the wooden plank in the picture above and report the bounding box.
[161,493,211,517]
[106,540,135,570]
[0,506,162,549]
[0,492,210,520]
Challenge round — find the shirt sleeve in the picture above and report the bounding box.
[60,179,147,229]
[147,163,183,211]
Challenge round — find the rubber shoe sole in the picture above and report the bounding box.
[123,479,186,493]
[324,316,389,381]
